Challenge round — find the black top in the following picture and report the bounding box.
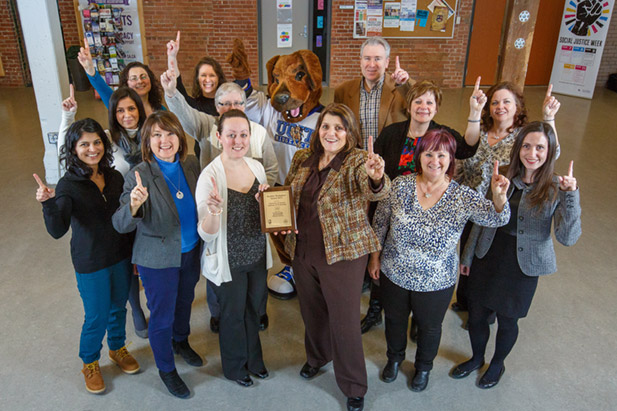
[226,180,265,270]
[375,119,479,181]
[42,168,131,273]
[177,75,218,115]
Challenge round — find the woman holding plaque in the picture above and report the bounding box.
[282,103,390,411]
[195,109,272,387]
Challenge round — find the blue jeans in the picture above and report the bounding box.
[138,245,200,372]
[75,258,132,364]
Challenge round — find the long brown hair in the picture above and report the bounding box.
[506,122,558,210]
[310,103,362,155]
[481,82,527,133]
[191,57,226,99]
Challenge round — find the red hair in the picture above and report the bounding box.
[414,128,457,178]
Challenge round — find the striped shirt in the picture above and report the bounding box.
[359,77,384,150]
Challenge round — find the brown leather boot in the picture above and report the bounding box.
[82,361,105,394]
[109,346,140,374]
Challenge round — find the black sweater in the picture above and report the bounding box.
[42,168,131,273]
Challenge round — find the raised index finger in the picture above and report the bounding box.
[493,160,499,176]
[135,171,143,188]
[69,83,75,100]
[33,173,46,189]
[176,30,181,44]
[474,76,481,92]
[367,135,374,155]
[568,160,574,177]
[211,176,219,193]
[546,84,553,98]
[395,56,401,70]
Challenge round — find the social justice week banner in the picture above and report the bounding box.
[549,0,613,99]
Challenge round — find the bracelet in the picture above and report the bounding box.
[544,117,555,121]
[207,207,222,216]
[467,119,481,123]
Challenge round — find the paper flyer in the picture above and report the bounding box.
[549,0,613,99]
[416,9,428,27]
[367,0,384,15]
[277,24,293,48]
[277,0,292,23]
[384,2,400,28]
[317,16,324,29]
[367,16,383,35]
[354,1,368,38]
[431,6,447,32]
[400,0,417,31]
[427,0,454,20]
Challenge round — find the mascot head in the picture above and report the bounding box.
[266,50,323,123]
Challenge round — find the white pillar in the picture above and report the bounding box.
[17,0,69,184]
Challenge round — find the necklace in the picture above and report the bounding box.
[417,176,448,198]
[163,173,184,199]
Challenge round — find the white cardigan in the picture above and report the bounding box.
[195,156,273,285]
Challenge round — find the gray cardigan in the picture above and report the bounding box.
[112,156,201,269]
[461,175,581,276]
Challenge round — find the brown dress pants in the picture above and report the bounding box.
[293,246,368,398]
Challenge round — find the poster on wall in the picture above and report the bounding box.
[76,0,146,86]
[549,0,613,99]
[277,24,293,48]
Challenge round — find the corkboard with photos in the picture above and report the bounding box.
[73,0,148,86]
[353,0,458,39]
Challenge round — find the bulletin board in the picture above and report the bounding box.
[73,0,148,86]
[353,0,458,39]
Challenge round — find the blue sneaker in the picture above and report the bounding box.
[268,266,296,300]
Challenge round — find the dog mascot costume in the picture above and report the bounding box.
[228,39,324,299]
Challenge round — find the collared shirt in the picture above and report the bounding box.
[359,76,384,150]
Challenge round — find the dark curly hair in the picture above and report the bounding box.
[481,82,528,133]
[119,62,163,110]
[60,118,113,178]
[191,57,226,99]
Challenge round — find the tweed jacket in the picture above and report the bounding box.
[112,155,201,269]
[283,148,391,265]
[334,75,411,135]
[461,175,581,276]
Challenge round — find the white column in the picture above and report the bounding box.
[17,0,69,184]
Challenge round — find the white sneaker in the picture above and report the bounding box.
[267,266,296,299]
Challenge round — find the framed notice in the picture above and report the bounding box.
[549,0,613,99]
[259,186,296,233]
[73,0,147,86]
[354,0,458,39]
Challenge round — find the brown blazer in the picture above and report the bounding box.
[283,148,391,265]
[334,75,412,136]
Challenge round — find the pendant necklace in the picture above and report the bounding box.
[163,174,184,199]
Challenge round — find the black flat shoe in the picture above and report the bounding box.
[159,369,190,399]
[299,362,320,379]
[410,369,430,392]
[478,366,505,389]
[235,375,254,387]
[381,360,401,383]
[347,396,364,411]
[210,316,220,333]
[259,314,269,331]
[450,360,485,379]
[249,368,269,379]
[451,302,467,312]
[172,339,203,367]
[360,298,383,334]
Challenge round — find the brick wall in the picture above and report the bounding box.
[596,6,617,87]
[329,0,473,88]
[0,0,25,87]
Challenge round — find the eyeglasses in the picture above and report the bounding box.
[127,74,149,82]
[217,101,245,108]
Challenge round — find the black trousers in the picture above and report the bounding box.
[468,301,519,366]
[381,275,454,371]
[210,257,267,380]
[454,221,474,309]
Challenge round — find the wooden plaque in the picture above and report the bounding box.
[259,186,296,233]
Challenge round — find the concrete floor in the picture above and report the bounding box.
[1,85,616,411]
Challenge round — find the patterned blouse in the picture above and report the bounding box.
[457,129,519,196]
[372,174,510,292]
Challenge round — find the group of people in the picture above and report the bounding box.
[34,34,581,411]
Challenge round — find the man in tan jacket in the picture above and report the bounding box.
[334,36,413,150]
